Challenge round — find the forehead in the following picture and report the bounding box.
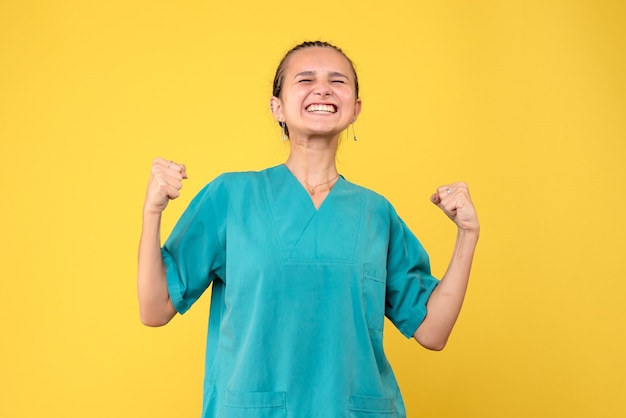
[284,47,353,76]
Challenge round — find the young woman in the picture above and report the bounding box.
[138,41,479,417]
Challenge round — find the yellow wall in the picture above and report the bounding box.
[1,1,625,417]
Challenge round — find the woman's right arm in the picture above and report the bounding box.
[137,158,187,327]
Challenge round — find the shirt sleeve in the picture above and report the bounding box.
[161,176,228,314]
[385,207,439,338]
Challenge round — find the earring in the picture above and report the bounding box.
[281,122,286,141]
[351,121,358,141]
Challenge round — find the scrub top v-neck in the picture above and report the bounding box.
[162,164,439,418]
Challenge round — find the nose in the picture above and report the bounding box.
[314,81,332,97]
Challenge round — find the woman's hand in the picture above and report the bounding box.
[144,157,188,215]
[430,182,479,234]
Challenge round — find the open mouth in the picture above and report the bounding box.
[306,103,337,114]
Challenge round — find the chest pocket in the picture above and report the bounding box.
[362,264,387,332]
[350,395,396,417]
[221,391,286,418]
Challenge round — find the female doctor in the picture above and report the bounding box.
[138,41,479,417]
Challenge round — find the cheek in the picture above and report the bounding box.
[337,87,357,102]
[282,89,306,107]
[339,94,358,110]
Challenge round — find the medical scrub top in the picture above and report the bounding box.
[162,164,439,418]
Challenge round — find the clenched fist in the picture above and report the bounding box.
[143,157,188,215]
[430,182,479,234]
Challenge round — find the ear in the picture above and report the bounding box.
[352,97,362,122]
[270,96,284,122]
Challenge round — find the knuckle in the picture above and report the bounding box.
[152,164,165,175]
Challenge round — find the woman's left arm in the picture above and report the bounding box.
[413,182,480,351]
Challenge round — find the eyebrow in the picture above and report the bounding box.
[294,71,349,79]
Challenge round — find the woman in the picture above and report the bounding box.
[138,41,479,417]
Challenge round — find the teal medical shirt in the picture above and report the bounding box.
[162,164,439,418]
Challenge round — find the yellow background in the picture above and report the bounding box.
[1,0,625,417]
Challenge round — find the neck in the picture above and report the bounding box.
[285,135,339,185]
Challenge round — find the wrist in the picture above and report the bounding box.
[143,202,165,217]
[457,227,480,242]
[142,208,163,225]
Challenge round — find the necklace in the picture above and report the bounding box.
[300,173,340,196]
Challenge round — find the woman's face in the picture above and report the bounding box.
[271,47,361,140]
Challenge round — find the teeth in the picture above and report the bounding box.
[307,104,336,113]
